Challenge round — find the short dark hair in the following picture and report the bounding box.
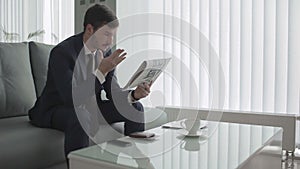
[83,4,119,31]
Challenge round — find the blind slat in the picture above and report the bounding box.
[251,0,264,111]
[274,0,289,113]
[240,0,252,111]
[229,0,241,110]
[262,0,276,112]
[287,0,300,113]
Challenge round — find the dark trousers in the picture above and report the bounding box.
[51,102,145,159]
[99,101,145,135]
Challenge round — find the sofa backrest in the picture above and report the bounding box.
[0,42,37,118]
[0,42,53,118]
[29,42,54,97]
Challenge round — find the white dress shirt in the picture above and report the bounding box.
[83,44,105,83]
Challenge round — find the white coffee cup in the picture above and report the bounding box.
[180,135,208,151]
[180,119,201,135]
[180,139,200,151]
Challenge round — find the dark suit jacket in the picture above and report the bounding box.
[29,32,129,128]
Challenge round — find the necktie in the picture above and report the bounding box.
[95,50,103,70]
[86,53,94,77]
[85,53,99,136]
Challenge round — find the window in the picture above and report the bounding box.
[116,0,300,146]
[116,0,299,114]
[0,0,74,44]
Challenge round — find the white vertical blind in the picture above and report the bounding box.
[199,0,210,109]
[251,0,264,112]
[275,1,288,113]
[116,0,300,117]
[287,0,300,113]
[228,0,241,110]
[116,0,300,162]
[172,0,182,107]
[163,0,173,107]
[0,0,74,44]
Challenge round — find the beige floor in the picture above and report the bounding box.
[242,152,300,169]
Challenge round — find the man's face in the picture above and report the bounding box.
[90,25,117,52]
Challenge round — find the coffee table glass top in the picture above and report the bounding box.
[70,121,282,169]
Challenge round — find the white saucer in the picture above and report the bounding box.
[178,129,205,137]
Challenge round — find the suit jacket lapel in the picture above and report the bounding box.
[73,33,86,81]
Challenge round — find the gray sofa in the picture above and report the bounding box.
[0,42,167,169]
[0,42,66,169]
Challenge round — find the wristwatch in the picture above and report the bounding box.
[131,90,139,101]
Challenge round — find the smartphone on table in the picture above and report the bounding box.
[107,140,132,147]
[129,132,155,138]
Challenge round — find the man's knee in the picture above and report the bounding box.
[132,102,144,112]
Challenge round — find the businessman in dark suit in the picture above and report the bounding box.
[29,4,151,159]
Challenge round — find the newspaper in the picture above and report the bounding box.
[123,58,171,89]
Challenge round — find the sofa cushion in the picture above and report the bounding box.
[0,42,37,118]
[0,116,65,169]
[29,41,54,97]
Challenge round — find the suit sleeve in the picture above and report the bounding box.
[103,70,130,101]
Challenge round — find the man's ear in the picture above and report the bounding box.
[85,24,94,35]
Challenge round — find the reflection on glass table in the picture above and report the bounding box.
[69,121,283,169]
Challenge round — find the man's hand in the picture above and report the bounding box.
[133,82,152,100]
[98,49,126,75]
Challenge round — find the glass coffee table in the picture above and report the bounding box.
[69,121,283,169]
